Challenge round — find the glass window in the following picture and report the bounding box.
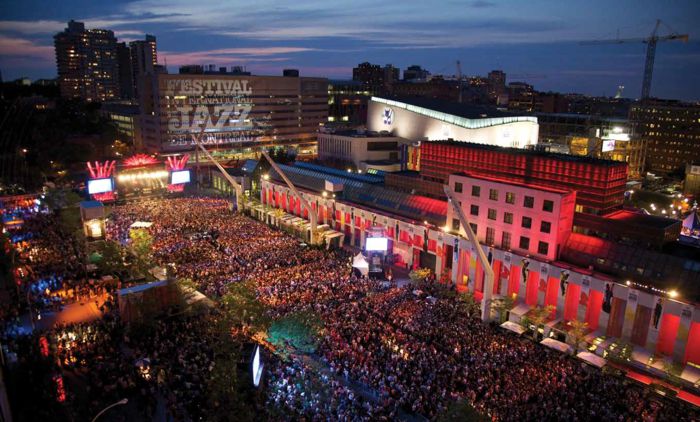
[540,221,551,233]
[488,208,497,220]
[470,205,479,216]
[454,182,463,193]
[543,200,554,212]
[537,241,549,255]
[504,212,513,224]
[523,196,534,208]
[522,216,532,229]
[519,236,530,251]
[505,192,515,204]
[469,223,478,234]
[486,227,495,245]
[489,189,498,201]
[501,232,511,249]
[452,218,460,231]
[471,185,481,197]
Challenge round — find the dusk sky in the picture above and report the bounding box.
[1,0,699,100]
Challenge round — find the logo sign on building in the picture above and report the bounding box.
[382,107,394,125]
[601,139,616,153]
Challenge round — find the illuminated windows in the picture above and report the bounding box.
[501,232,512,249]
[471,185,481,197]
[505,192,515,204]
[485,227,495,245]
[488,208,497,220]
[489,189,498,201]
[523,196,534,208]
[504,212,513,224]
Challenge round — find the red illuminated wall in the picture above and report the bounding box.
[420,142,628,214]
[657,314,680,356]
[585,290,603,330]
[563,283,580,321]
[685,322,700,364]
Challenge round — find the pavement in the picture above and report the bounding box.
[13,294,107,335]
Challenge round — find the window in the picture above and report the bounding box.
[501,232,511,249]
[543,200,554,212]
[505,192,515,204]
[521,216,532,229]
[540,221,551,233]
[471,185,481,197]
[454,182,463,193]
[452,218,460,231]
[523,196,534,208]
[488,209,497,220]
[470,205,479,216]
[486,227,495,245]
[469,223,478,234]
[519,236,530,250]
[367,141,398,151]
[504,212,513,224]
[489,189,498,201]
[537,241,549,255]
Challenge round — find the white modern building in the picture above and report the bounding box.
[317,128,408,171]
[367,96,539,147]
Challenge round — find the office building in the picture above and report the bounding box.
[129,34,157,99]
[139,73,327,155]
[447,173,576,261]
[317,128,406,171]
[403,65,430,81]
[54,20,119,101]
[629,99,700,175]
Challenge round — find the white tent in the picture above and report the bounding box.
[577,351,607,368]
[352,253,369,276]
[500,321,527,335]
[130,221,153,229]
[541,337,573,354]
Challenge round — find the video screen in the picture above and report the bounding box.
[170,170,191,184]
[87,178,113,194]
[366,237,388,251]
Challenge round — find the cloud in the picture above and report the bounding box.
[159,47,316,66]
[0,20,66,34]
[0,35,54,61]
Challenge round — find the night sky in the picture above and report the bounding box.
[1,0,699,100]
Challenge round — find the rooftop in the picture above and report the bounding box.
[426,140,628,166]
[373,96,521,120]
[452,172,573,195]
[604,209,680,230]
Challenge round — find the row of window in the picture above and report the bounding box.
[454,182,554,211]
[466,206,552,233]
[454,219,550,256]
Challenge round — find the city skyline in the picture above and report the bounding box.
[1,0,700,100]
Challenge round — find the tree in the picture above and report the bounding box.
[220,280,271,335]
[409,267,431,284]
[456,291,481,319]
[129,228,153,274]
[491,295,515,324]
[94,240,127,276]
[268,311,323,355]
[567,320,589,354]
[527,305,555,341]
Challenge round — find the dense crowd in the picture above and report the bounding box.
[5,196,699,421]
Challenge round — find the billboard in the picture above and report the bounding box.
[602,139,616,152]
[87,178,114,194]
[170,170,191,185]
[366,237,388,251]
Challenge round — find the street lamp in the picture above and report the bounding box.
[91,398,128,422]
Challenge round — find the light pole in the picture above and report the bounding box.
[91,398,128,422]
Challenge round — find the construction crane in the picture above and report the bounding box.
[444,185,495,322]
[581,19,688,99]
[614,85,625,99]
[456,60,464,103]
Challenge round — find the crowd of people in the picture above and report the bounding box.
[4,196,699,421]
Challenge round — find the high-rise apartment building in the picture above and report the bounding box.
[629,99,700,175]
[116,43,134,99]
[54,20,119,102]
[129,35,157,98]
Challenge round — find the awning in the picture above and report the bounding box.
[541,337,573,354]
[130,221,153,229]
[352,253,369,276]
[577,351,607,368]
[681,365,700,385]
[510,303,531,318]
[632,348,653,366]
[500,321,526,335]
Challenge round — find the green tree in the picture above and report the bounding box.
[527,305,555,341]
[268,311,323,355]
[491,295,515,324]
[129,228,153,274]
[568,319,589,354]
[409,267,431,283]
[456,291,481,319]
[94,240,127,276]
[220,280,271,335]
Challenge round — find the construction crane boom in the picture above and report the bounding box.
[580,19,688,99]
[191,126,244,211]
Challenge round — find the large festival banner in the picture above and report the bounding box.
[500,252,512,296]
[575,273,589,321]
[622,288,639,341]
[517,258,530,303]
[552,266,567,319]
[646,297,665,351]
[537,263,549,306]
[675,305,695,362]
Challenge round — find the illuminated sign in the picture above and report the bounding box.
[170,170,191,185]
[87,178,113,194]
[366,237,388,251]
[252,345,263,387]
[382,107,394,125]
[602,140,616,152]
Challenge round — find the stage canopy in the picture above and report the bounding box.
[577,351,607,368]
[683,211,700,231]
[130,221,153,229]
[352,253,369,276]
[541,337,573,354]
[500,321,527,335]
